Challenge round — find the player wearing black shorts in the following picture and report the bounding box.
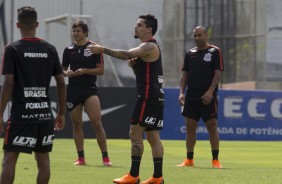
[0,7,66,184]
[62,20,111,166]
[88,14,164,184]
[177,26,224,169]
[131,39,164,131]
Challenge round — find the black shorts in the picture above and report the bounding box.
[131,100,164,131]
[182,98,218,122]
[3,120,54,154]
[66,86,98,111]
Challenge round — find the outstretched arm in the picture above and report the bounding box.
[87,42,155,60]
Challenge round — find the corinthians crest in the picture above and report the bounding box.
[203,53,212,62]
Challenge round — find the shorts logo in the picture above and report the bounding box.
[158,76,163,83]
[157,120,163,127]
[13,136,37,147]
[203,53,212,62]
[42,135,54,146]
[145,116,156,125]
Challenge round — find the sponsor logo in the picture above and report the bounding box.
[190,48,197,53]
[22,113,52,120]
[50,102,126,122]
[203,53,212,62]
[24,52,48,58]
[24,90,47,97]
[224,96,282,119]
[145,116,156,125]
[208,48,215,53]
[24,87,47,97]
[26,102,49,109]
[13,136,37,147]
[42,135,54,146]
[82,104,126,122]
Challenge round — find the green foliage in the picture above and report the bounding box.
[1,139,282,184]
[207,27,213,42]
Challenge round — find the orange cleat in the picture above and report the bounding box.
[140,176,164,184]
[73,158,86,165]
[113,173,140,184]
[103,157,112,166]
[176,159,194,167]
[212,160,223,168]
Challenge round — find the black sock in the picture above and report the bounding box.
[187,152,194,160]
[153,158,163,178]
[130,156,141,177]
[212,150,219,160]
[78,150,84,158]
[102,152,108,159]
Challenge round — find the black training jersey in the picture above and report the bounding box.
[133,39,164,103]
[2,38,63,123]
[62,40,103,89]
[182,45,224,99]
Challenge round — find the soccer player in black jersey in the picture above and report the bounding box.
[0,6,66,184]
[87,14,164,184]
[62,20,112,166]
[177,26,224,169]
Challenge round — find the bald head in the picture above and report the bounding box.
[193,26,208,34]
[193,26,209,50]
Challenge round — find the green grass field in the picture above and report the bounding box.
[0,139,282,184]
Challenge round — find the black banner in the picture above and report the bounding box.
[50,87,136,138]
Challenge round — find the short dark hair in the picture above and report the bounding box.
[17,6,37,27]
[72,20,89,36]
[139,14,158,36]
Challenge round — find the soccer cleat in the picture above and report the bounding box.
[140,176,164,184]
[113,173,140,184]
[176,159,194,167]
[103,157,112,166]
[212,160,223,168]
[73,158,86,165]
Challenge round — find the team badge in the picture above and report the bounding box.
[84,48,92,57]
[203,53,212,62]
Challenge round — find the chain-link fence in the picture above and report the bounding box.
[162,0,267,89]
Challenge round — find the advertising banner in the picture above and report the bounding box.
[162,89,282,141]
[2,87,282,140]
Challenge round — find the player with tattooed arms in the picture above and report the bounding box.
[88,14,164,184]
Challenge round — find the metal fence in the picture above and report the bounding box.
[162,0,267,88]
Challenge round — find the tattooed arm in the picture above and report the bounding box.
[87,42,155,60]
